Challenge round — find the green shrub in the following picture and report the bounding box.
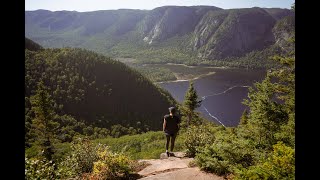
[195,128,255,176]
[51,142,72,163]
[196,154,230,176]
[25,157,56,179]
[184,124,216,157]
[25,145,42,159]
[92,144,134,179]
[59,138,99,176]
[57,138,135,179]
[234,141,295,180]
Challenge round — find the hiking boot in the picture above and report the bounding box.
[166,151,170,157]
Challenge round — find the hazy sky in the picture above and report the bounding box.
[25,0,295,12]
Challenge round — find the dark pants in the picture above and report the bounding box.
[165,133,177,152]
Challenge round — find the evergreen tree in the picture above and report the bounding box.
[30,81,59,161]
[239,109,249,125]
[291,3,295,11]
[182,81,201,126]
[241,46,295,149]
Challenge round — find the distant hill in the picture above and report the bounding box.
[25,37,43,51]
[25,6,294,66]
[25,38,177,132]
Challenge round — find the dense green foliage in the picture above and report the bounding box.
[94,131,185,160]
[25,39,177,146]
[26,132,186,179]
[198,44,285,69]
[235,142,294,180]
[126,63,218,83]
[63,138,99,175]
[25,157,56,179]
[25,38,181,177]
[132,65,177,82]
[28,131,185,163]
[195,127,255,176]
[183,123,216,157]
[92,145,134,179]
[48,138,137,179]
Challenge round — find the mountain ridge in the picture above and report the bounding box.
[25,5,294,65]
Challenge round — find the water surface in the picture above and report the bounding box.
[158,66,266,127]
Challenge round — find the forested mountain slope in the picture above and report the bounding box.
[25,38,177,141]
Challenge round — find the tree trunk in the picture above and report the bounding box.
[187,113,191,127]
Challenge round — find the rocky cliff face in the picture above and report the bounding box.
[272,15,295,52]
[141,6,221,44]
[193,8,278,59]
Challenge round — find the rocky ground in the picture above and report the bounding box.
[136,152,224,180]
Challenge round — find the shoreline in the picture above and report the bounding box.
[147,62,230,69]
[155,71,216,84]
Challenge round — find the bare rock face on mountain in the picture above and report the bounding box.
[141,6,221,44]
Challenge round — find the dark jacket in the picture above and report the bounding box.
[164,114,181,134]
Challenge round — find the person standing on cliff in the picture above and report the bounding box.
[163,106,181,157]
